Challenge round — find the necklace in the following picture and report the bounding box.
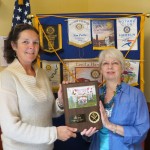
[100,84,122,109]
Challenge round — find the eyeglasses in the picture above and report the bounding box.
[101,61,121,67]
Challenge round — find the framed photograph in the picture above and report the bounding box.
[62,81,102,131]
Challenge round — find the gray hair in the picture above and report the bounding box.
[98,48,125,71]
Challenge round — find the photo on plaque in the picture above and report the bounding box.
[67,85,97,109]
[62,81,102,132]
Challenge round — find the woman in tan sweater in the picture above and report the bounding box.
[0,24,77,150]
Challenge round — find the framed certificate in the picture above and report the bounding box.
[62,81,102,132]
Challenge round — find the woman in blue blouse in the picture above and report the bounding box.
[81,49,150,150]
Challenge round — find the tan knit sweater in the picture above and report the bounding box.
[0,59,63,150]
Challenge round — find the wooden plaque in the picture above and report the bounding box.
[62,81,102,132]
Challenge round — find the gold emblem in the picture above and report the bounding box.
[91,69,100,79]
[46,65,52,71]
[89,111,100,123]
[76,23,84,30]
[46,26,55,35]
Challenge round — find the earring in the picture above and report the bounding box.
[14,52,17,58]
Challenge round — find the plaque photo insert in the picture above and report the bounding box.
[62,81,102,132]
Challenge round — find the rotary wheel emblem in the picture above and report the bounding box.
[46,65,52,71]
[89,111,100,123]
[46,26,55,35]
[76,23,83,30]
[124,26,130,33]
[91,69,100,79]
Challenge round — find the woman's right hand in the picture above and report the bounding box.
[57,126,77,141]
[80,127,98,137]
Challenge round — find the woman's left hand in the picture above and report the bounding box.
[80,127,98,137]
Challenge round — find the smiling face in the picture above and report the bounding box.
[100,57,123,82]
[11,29,40,66]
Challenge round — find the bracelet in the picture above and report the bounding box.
[56,99,64,109]
[113,124,117,134]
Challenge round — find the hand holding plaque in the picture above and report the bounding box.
[62,81,102,132]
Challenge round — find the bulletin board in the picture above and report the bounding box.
[33,13,146,92]
[32,12,146,150]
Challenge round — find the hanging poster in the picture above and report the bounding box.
[41,60,61,93]
[122,59,139,86]
[92,20,115,50]
[39,24,62,53]
[68,19,91,48]
[63,59,102,85]
[116,18,138,50]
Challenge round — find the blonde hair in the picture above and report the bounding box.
[98,48,125,71]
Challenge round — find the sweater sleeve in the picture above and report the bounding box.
[0,71,57,144]
[123,90,150,146]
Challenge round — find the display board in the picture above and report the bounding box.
[33,12,146,150]
[34,12,145,92]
